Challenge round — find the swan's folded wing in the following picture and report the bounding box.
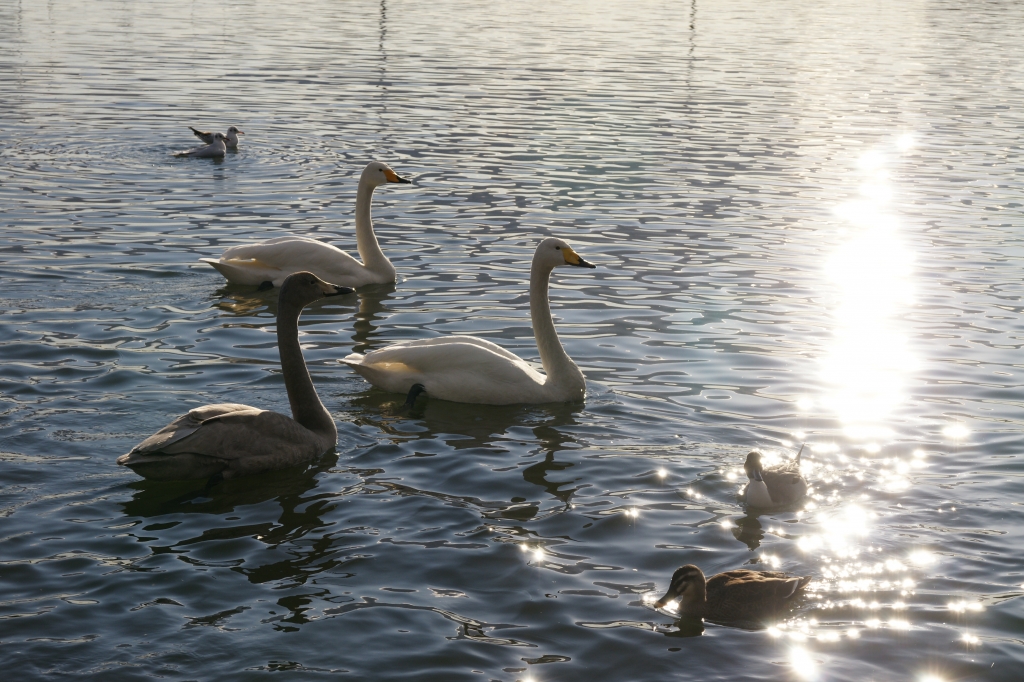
[358,336,528,366]
[167,409,320,460]
[218,237,360,272]
[126,403,257,455]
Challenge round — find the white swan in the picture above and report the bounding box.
[174,132,227,158]
[117,272,352,481]
[190,125,245,149]
[341,237,597,405]
[200,161,411,288]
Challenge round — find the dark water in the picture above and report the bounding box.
[2,0,1023,679]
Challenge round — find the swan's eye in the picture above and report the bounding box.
[554,246,561,250]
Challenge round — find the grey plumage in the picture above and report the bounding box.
[118,273,352,481]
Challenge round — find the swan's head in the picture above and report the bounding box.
[654,564,706,609]
[535,237,596,270]
[362,161,411,187]
[227,126,244,136]
[744,450,764,482]
[279,272,354,307]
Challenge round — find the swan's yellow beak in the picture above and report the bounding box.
[563,246,596,269]
[384,168,412,184]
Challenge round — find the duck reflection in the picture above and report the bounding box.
[730,512,765,550]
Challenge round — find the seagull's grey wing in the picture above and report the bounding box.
[189,126,215,144]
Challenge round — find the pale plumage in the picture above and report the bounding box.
[200,161,410,288]
[654,564,811,626]
[174,132,227,158]
[117,272,352,481]
[190,125,245,149]
[742,446,808,509]
[341,237,596,405]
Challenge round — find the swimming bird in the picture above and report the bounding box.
[653,564,811,626]
[190,125,245,149]
[341,237,596,405]
[742,446,808,509]
[199,161,411,288]
[117,272,352,481]
[174,132,227,158]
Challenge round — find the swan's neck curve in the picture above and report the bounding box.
[530,261,585,395]
[355,177,395,278]
[277,301,338,445]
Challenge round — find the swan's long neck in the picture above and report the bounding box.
[530,261,585,392]
[277,301,338,445]
[355,177,394,276]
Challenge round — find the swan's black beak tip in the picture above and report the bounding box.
[398,177,412,184]
[575,258,596,269]
[327,285,354,296]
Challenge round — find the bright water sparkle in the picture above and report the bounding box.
[2,0,1024,680]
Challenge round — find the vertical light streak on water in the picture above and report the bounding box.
[820,141,917,442]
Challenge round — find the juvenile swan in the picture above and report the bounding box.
[200,161,411,288]
[117,273,352,481]
[653,564,811,626]
[742,446,808,509]
[342,237,596,405]
[190,125,244,149]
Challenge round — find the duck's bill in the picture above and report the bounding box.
[321,283,354,296]
[384,168,412,184]
[653,594,672,609]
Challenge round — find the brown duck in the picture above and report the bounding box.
[653,564,811,626]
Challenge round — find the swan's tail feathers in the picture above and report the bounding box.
[405,383,427,408]
[796,443,805,464]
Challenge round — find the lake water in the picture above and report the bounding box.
[2,0,1023,679]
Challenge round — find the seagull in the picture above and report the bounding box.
[189,125,245,149]
[174,132,228,158]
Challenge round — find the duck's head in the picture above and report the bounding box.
[744,450,764,482]
[535,237,596,270]
[279,271,353,307]
[227,126,245,136]
[362,160,411,187]
[654,564,706,609]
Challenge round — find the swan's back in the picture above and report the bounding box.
[203,236,373,287]
[343,337,557,405]
[118,403,330,480]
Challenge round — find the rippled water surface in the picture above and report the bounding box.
[2,0,1024,679]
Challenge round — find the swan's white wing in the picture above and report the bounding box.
[343,339,548,404]
[204,236,370,287]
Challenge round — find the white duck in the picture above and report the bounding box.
[174,132,227,158]
[200,161,411,288]
[742,446,808,509]
[342,237,597,405]
[190,125,245,149]
[117,272,352,482]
